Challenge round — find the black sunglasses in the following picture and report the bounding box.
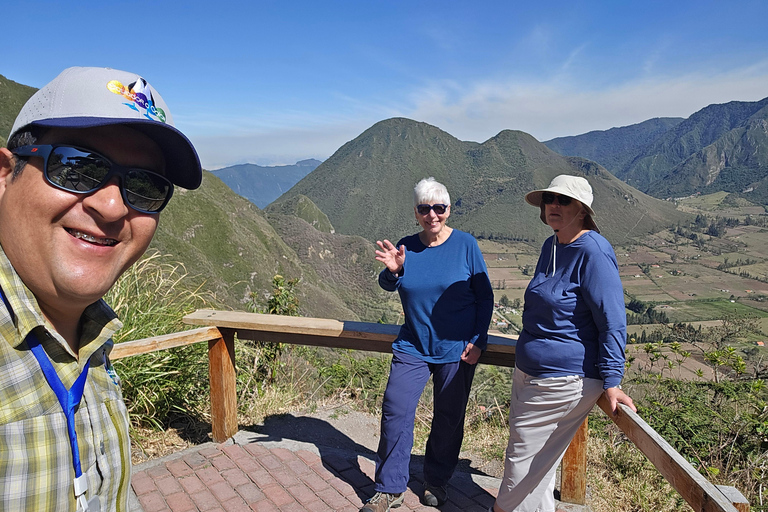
[11,144,173,213]
[416,203,448,215]
[541,192,573,206]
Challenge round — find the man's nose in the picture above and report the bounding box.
[82,179,129,220]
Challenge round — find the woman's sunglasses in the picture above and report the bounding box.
[11,144,173,214]
[416,203,448,215]
[541,192,573,206]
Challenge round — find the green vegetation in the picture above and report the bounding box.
[0,73,37,147]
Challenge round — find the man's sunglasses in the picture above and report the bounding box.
[416,203,449,215]
[11,144,173,213]
[541,192,573,206]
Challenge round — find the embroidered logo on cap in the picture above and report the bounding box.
[106,78,167,123]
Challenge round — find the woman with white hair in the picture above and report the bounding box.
[360,177,494,512]
[491,175,636,512]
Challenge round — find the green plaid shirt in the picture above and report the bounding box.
[0,246,131,511]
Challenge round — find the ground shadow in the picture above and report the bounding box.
[239,413,497,509]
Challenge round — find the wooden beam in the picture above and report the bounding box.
[596,396,739,512]
[208,328,238,443]
[183,310,517,366]
[560,417,588,504]
[110,326,222,359]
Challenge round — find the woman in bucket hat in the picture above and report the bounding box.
[491,175,636,512]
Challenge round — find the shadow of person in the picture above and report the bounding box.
[238,410,497,507]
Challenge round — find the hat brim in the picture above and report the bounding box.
[528,190,600,233]
[23,117,202,190]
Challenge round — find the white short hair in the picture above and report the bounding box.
[413,177,450,206]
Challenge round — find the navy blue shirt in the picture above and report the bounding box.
[379,229,494,363]
[516,230,627,389]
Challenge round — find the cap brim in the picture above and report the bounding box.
[25,117,202,190]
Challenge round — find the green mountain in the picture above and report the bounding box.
[211,159,321,208]
[544,117,684,176]
[273,118,688,246]
[265,194,335,233]
[645,108,768,201]
[0,74,37,147]
[150,171,392,321]
[620,97,768,191]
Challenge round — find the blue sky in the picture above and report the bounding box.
[4,1,768,170]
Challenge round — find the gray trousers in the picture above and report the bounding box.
[494,369,603,512]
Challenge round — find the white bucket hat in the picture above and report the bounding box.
[525,174,599,233]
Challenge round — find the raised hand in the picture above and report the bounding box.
[375,239,406,274]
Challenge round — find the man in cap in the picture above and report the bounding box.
[0,67,201,511]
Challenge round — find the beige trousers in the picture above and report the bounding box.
[494,369,604,512]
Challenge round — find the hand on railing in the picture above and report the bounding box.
[603,387,636,417]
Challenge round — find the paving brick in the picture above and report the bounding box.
[315,487,352,510]
[222,467,251,487]
[209,480,240,502]
[256,453,283,471]
[197,465,227,486]
[219,496,251,512]
[296,450,322,466]
[261,484,296,507]
[243,443,270,458]
[131,471,157,495]
[328,475,357,497]
[183,452,210,470]
[299,471,330,493]
[199,447,224,458]
[167,459,194,477]
[138,490,170,512]
[154,474,184,496]
[285,458,313,476]
[250,500,280,512]
[270,468,301,487]
[270,447,297,462]
[165,491,197,512]
[178,474,206,494]
[247,467,277,487]
[147,465,173,478]
[235,482,265,504]
[189,489,219,511]
[211,454,238,471]
[322,453,354,473]
[285,482,319,505]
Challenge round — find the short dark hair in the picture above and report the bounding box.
[6,127,46,178]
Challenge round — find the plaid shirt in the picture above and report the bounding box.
[0,246,131,511]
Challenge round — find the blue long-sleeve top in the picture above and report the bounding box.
[378,229,494,363]
[516,230,627,389]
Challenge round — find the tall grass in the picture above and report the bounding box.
[106,251,216,430]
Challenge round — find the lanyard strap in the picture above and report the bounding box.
[0,286,92,510]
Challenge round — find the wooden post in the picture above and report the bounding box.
[560,417,588,504]
[208,327,237,442]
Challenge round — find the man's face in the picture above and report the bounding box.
[0,125,165,318]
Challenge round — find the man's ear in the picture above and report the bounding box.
[0,148,16,197]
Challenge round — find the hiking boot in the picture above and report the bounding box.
[360,491,404,512]
[422,482,448,506]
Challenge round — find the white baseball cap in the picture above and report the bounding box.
[8,66,201,190]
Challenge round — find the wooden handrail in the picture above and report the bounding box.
[114,310,748,510]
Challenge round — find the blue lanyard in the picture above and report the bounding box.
[0,286,93,510]
[27,332,91,479]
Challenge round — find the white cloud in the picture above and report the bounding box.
[406,61,768,143]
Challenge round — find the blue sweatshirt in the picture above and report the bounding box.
[516,230,627,389]
[378,229,494,363]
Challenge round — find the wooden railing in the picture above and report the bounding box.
[112,310,749,512]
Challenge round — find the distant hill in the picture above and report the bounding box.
[544,117,684,176]
[0,73,37,147]
[544,97,768,203]
[273,117,688,246]
[151,171,394,321]
[211,159,321,208]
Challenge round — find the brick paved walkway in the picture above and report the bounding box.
[130,432,499,511]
